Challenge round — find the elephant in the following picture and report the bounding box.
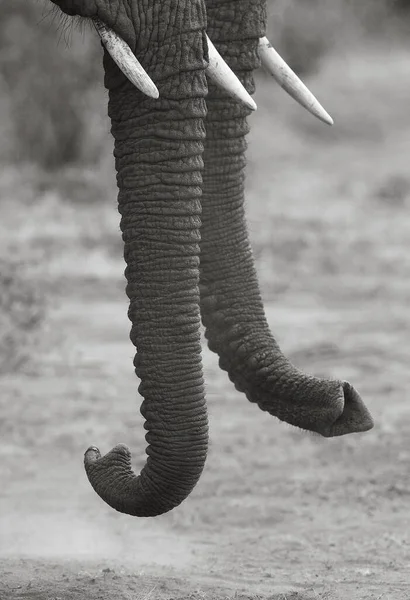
[49,0,374,518]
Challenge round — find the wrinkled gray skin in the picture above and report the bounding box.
[50,0,374,518]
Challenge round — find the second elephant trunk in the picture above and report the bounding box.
[200,3,373,438]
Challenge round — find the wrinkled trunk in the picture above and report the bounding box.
[200,0,373,438]
[84,0,209,516]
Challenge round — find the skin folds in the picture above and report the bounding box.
[47,0,374,517]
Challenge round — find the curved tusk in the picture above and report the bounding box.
[258,36,333,126]
[206,35,257,112]
[92,17,159,99]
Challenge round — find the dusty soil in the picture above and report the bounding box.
[1,46,410,599]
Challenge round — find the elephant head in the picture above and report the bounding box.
[49,0,373,517]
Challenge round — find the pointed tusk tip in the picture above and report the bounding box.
[306,105,333,126]
[322,113,334,126]
[147,87,160,100]
[247,97,257,112]
[206,34,257,111]
[259,36,335,126]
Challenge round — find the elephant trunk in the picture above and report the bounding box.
[84,0,209,516]
[200,1,373,438]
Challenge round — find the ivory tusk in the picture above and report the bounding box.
[92,18,159,99]
[206,35,257,112]
[258,36,333,126]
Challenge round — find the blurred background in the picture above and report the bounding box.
[1,0,410,376]
[1,1,410,597]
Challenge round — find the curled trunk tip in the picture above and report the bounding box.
[84,437,208,518]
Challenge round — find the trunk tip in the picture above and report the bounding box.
[321,381,374,437]
[84,443,130,467]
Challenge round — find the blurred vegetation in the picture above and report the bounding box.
[0,257,46,374]
[0,0,107,170]
[270,0,409,74]
[0,0,407,171]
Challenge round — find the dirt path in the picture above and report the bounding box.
[1,289,410,600]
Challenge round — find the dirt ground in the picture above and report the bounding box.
[1,45,410,599]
